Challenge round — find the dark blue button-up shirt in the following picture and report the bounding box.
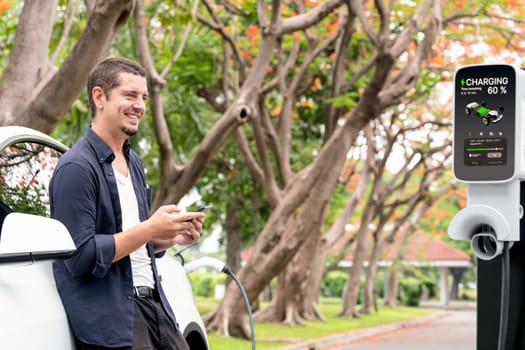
[50,128,176,347]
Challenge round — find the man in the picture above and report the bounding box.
[50,57,204,349]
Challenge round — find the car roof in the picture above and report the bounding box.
[0,126,69,152]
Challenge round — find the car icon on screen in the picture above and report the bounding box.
[465,101,504,125]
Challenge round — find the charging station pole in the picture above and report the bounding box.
[478,234,525,349]
[449,64,525,349]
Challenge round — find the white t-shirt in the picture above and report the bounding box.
[113,167,155,288]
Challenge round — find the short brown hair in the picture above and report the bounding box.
[86,57,146,117]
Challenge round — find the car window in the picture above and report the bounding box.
[0,141,63,217]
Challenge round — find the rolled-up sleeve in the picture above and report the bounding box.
[50,162,115,278]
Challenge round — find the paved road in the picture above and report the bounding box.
[323,310,475,350]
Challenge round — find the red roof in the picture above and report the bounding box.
[241,232,471,267]
[385,233,471,262]
[330,231,472,266]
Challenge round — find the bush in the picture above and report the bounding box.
[412,268,438,300]
[188,272,228,298]
[188,273,213,297]
[399,277,423,306]
[321,271,349,298]
[420,276,438,299]
[374,273,385,299]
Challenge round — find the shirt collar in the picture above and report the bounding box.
[85,127,131,164]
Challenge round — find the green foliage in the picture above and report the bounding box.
[188,273,212,297]
[48,3,90,146]
[321,271,348,298]
[460,288,476,301]
[0,181,47,217]
[188,272,227,298]
[0,142,62,217]
[323,183,351,228]
[195,132,272,248]
[169,36,222,87]
[160,82,217,163]
[413,68,441,98]
[49,1,88,65]
[107,3,223,198]
[420,276,438,299]
[0,2,22,71]
[374,272,386,299]
[398,277,423,307]
[52,98,91,147]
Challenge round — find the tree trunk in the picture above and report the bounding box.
[384,266,400,307]
[225,196,242,285]
[203,283,249,338]
[361,233,386,314]
[206,122,359,336]
[15,0,134,133]
[449,267,466,301]
[302,240,327,321]
[204,0,441,336]
[0,1,58,124]
[255,230,324,324]
[339,201,377,318]
[207,48,397,334]
[254,268,304,325]
[240,51,398,327]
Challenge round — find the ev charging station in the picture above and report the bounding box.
[448,64,525,349]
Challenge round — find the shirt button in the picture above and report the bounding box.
[127,295,132,301]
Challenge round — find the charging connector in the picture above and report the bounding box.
[470,225,512,261]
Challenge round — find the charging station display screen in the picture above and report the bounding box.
[454,65,516,182]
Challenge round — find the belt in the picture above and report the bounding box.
[133,286,155,298]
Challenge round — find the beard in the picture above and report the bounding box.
[121,125,138,137]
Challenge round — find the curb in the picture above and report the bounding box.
[273,310,449,350]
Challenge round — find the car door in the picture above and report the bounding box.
[0,126,75,349]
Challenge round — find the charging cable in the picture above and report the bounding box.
[183,257,256,350]
[470,226,511,350]
[498,241,510,350]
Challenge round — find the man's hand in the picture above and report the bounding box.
[150,205,205,252]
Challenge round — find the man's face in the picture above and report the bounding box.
[100,72,148,137]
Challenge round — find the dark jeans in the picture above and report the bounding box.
[75,295,189,350]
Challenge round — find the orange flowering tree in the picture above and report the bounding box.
[1,0,524,338]
[334,0,525,316]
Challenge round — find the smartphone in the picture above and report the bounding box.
[183,206,210,221]
[198,205,211,213]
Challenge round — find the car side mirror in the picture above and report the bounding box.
[0,213,76,263]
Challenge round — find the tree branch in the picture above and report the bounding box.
[197,0,247,79]
[160,0,199,78]
[16,0,135,133]
[51,0,77,65]
[133,0,176,184]
[279,0,345,36]
[0,0,58,125]
[235,127,265,185]
[324,9,355,141]
[348,0,379,47]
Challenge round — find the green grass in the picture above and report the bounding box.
[195,297,436,350]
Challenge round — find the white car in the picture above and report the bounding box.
[0,126,208,349]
